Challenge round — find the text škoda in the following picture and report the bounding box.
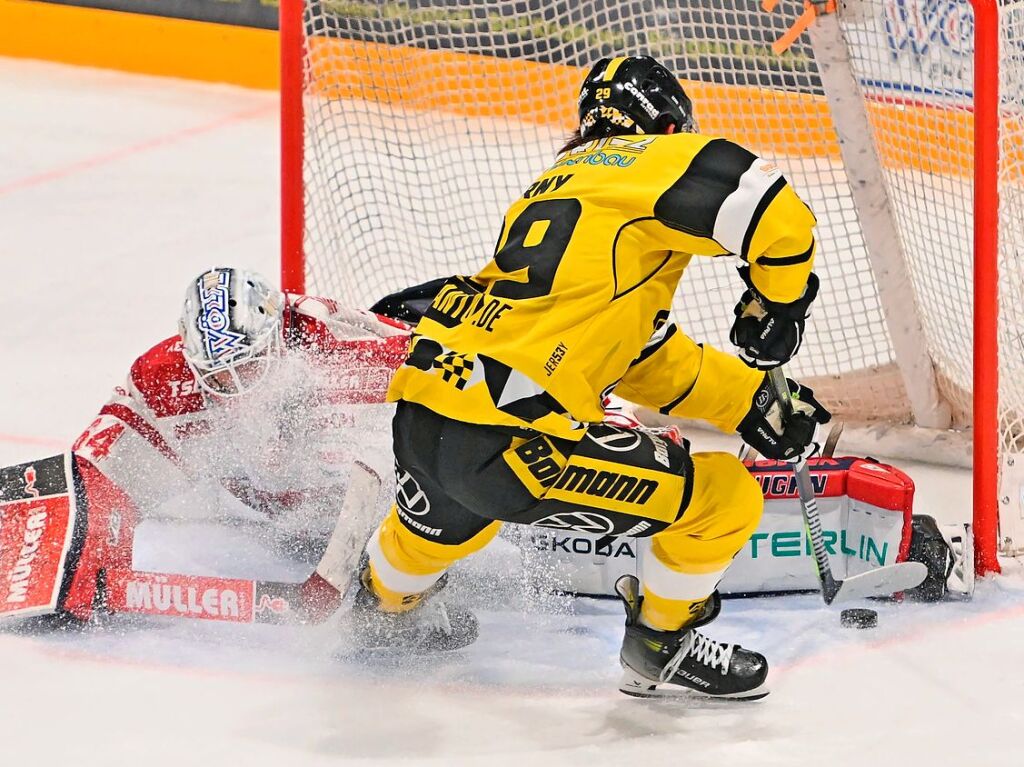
[529,532,638,559]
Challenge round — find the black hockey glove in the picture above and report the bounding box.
[737,375,831,462]
[730,267,819,370]
[369,276,450,325]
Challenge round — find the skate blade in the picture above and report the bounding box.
[618,670,770,702]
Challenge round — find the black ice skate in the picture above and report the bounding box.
[347,567,479,653]
[615,575,769,700]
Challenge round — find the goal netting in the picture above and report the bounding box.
[285,0,1024,559]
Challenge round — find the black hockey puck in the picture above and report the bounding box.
[840,608,878,629]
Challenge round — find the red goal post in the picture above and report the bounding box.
[279,0,1021,576]
[280,0,304,295]
[973,0,1001,576]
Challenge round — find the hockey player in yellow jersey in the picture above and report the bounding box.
[352,56,830,700]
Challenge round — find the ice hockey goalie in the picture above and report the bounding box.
[0,268,409,623]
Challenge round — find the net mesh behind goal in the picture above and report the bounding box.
[292,0,1024,546]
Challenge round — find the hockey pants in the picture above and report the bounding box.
[366,401,763,630]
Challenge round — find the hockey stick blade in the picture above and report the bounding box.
[829,561,928,603]
[313,461,382,594]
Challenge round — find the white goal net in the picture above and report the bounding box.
[288,0,1024,556]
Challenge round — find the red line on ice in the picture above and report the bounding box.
[0,433,66,449]
[0,103,275,197]
[775,599,1024,677]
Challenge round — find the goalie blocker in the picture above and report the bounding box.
[0,452,135,623]
[512,456,974,601]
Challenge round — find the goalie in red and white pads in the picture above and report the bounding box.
[0,268,409,625]
[0,266,970,654]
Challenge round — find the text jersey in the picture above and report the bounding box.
[388,132,817,439]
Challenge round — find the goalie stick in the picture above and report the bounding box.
[101,461,383,625]
[767,367,927,604]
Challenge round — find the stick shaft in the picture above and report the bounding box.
[767,367,840,603]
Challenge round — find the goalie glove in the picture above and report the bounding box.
[737,375,831,462]
[730,267,819,370]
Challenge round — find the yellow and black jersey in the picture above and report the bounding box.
[388,132,817,440]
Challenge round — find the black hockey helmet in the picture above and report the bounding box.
[577,56,696,140]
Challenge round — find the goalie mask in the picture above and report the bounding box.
[577,56,697,140]
[179,268,284,397]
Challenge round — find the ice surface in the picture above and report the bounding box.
[1,58,1022,766]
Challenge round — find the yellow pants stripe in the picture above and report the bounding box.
[366,527,445,595]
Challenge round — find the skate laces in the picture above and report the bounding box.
[660,630,735,682]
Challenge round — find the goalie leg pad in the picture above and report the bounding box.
[905,515,975,601]
[0,454,83,620]
[0,453,136,624]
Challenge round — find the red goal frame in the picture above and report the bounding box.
[280,0,305,297]
[277,0,1002,576]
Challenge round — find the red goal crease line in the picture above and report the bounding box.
[0,104,275,198]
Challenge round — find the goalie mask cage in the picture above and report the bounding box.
[279,0,1024,575]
